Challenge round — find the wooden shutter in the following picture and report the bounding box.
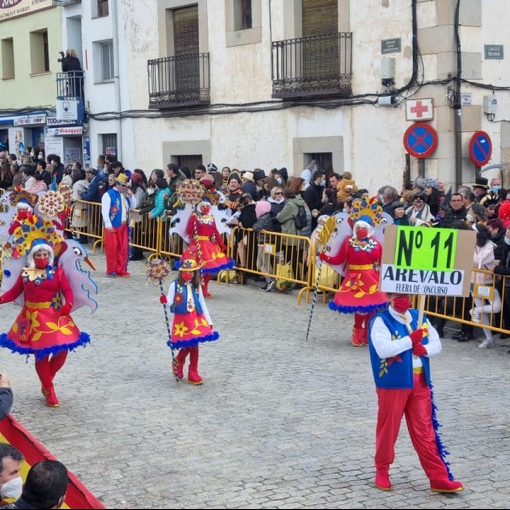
[173,6,200,93]
[302,0,338,37]
[174,6,199,55]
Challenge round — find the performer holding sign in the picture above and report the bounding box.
[368,292,463,494]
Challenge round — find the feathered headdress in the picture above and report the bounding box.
[12,216,63,256]
[349,197,383,227]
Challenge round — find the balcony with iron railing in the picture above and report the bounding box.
[55,71,85,123]
[147,53,210,109]
[272,32,352,99]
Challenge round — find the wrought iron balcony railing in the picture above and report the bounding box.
[148,53,210,109]
[272,32,352,99]
[56,71,84,100]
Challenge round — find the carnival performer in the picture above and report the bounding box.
[161,257,219,385]
[181,199,233,297]
[0,218,95,408]
[368,292,464,493]
[101,172,135,277]
[7,190,38,237]
[320,198,388,346]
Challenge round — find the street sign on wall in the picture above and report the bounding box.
[469,131,492,166]
[403,123,438,159]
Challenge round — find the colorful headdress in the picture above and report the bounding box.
[9,188,38,209]
[12,216,62,257]
[179,258,200,272]
[349,197,383,227]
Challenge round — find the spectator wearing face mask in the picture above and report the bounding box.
[0,443,24,503]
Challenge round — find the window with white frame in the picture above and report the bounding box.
[100,40,114,81]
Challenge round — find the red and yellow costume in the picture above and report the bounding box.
[181,204,234,297]
[165,257,219,385]
[0,217,94,408]
[320,198,388,346]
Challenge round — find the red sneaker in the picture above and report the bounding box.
[375,468,391,491]
[430,479,463,493]
[119,272,131,278]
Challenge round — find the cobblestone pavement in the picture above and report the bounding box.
[1,251,510,509]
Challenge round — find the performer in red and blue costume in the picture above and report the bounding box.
[163,257,219,385]
[320,199,388,346]
[368,292,464,493]
[181,200,233,297]
[0,218,93,408]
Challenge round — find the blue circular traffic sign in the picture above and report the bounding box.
[403,123,438,159]
[469,131,492,166]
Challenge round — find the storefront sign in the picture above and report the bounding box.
[0,0,53,22]
[47,117,76,126]
[380,225,476,296]
[13,115,46,126]
[46,127,83,136]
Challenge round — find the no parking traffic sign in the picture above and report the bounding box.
[403,123,438,159]
[469,131,492,166]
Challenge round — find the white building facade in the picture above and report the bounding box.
[41,0,510,191]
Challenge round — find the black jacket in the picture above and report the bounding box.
[61,55,82,73]
[441,206,467,228]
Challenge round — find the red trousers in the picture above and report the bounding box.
[375,372,449,481]
[104,224,129,275]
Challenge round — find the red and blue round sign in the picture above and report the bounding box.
[403,123,438,159]
[469,131,492,166]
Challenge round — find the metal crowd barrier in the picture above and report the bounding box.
[62,201,510,335]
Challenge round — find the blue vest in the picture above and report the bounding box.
[170,282,203,315]
[106,188,126,227]
[368,309,431,389]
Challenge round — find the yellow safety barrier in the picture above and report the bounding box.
[57,201,510,336]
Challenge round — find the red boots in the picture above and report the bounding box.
[352,327,365,346]
[173,347,203,385]
[202,274,212,298]
[173,348,190,380]
[430,479,463,493]
[41,386,59,407]
[187,347,203,385]
[375,467,391,491]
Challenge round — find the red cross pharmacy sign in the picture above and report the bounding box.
[406,98,434,121]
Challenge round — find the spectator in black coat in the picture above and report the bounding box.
[0,373,13,421]
[441,193,467,228]
[303,170,326,231]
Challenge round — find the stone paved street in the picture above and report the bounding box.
[1,250,510,509]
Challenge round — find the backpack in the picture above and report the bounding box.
[294,205,307,231]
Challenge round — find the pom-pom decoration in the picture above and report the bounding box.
[176,179,204,206]
[146,258,171,285]
[57,183,73,205]
[37,190,66,217]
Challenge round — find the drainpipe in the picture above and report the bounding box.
[111,0,123,160]
[453,0,462,189]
